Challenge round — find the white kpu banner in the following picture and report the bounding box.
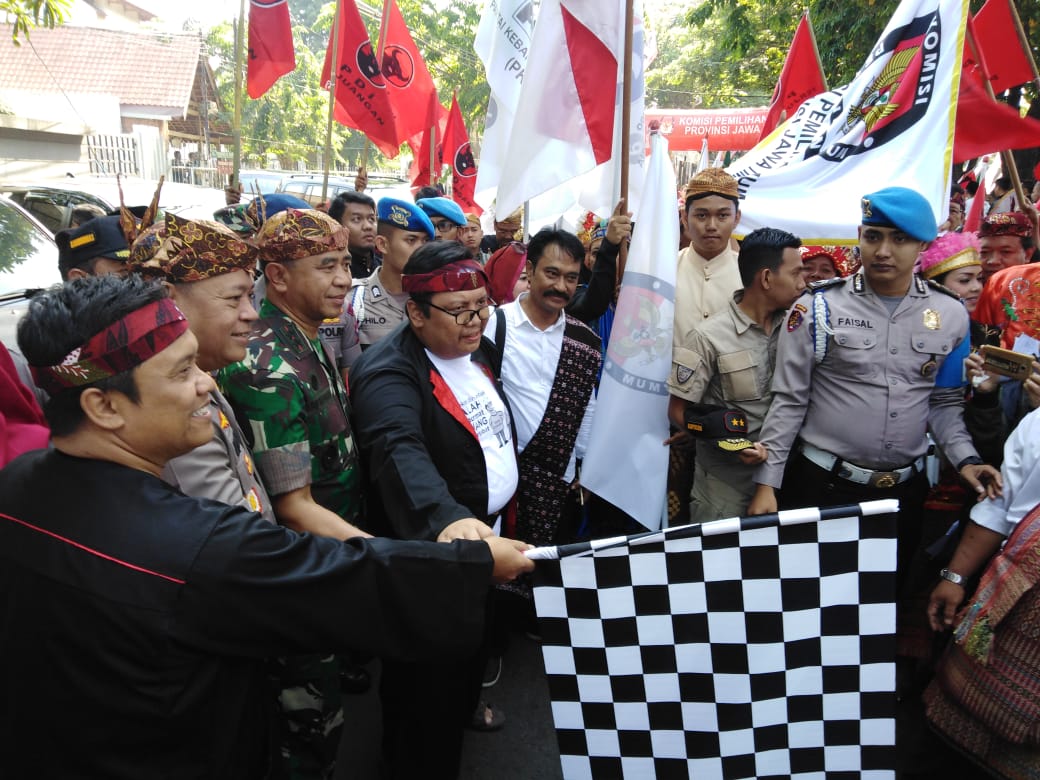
[728,0,968,243]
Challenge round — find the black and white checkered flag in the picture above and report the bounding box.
[529,500,899,779]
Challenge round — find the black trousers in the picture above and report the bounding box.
[779,451,930,593]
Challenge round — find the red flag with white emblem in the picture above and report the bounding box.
[380,0,439,144]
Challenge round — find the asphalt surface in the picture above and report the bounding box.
[460,628,563,780]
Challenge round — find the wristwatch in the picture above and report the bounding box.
[939,567,964,586]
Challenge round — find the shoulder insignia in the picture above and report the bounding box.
[852,272,866,294]
[804,276,846,295]
[924,278,961,300]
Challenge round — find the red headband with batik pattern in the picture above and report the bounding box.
[401,259,490,294]
[31,298,189,395]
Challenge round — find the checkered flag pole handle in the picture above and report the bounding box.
[524,499,900,560]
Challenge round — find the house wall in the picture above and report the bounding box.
[0,125,89,179]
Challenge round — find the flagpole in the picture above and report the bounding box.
[966,24,1030,215]
[231,0,246,192]
[805,10,828,91]
[1005,0,1040,91]
[321,0,343,205]
[617,0,635,280]
[430,123,437,186]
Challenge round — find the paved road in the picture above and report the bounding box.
[460,628,563,780]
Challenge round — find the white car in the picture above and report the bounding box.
[0,196,60,350]
[0,178,228,235]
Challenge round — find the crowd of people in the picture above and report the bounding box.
[1,161,1039,778]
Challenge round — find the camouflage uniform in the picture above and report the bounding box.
[219,298,361,780]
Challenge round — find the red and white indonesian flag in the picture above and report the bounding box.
[494,0,623,219]
[581,133,677,532]
[729,0,969,243]
[474,0,538,210]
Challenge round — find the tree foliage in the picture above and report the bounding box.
[2,0,70,44]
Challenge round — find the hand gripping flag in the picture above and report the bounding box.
[441,93,481,214]
[321,0,401,158]
[757,13,828,142]
[580,132,677,532]
[246,0,296,99]
[380,0,439,144]
[729,0,969,244]
[529,500,900,779]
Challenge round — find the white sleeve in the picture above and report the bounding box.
[970,408,1040,536]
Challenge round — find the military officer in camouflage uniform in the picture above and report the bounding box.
[341,198,434,374]
[219,208,369,780]
[747,187,1001,580]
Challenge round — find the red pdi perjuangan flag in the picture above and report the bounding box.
[441,93,481,214]
[407,102,448,190]
[757,13,827,141]
[973,0,1037,93]
[321,0,401,158]
[247,0,296,99]
[380,0,439,143]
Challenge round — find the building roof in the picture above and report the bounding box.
[0,24,201,112]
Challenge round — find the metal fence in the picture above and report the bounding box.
[86,134,140,177]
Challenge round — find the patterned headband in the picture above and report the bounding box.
[129,212,259,283]
[256,208,350,263]
[31,298,189,396]
[401,259,489,294]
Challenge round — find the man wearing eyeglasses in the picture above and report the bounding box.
[417,196,468,242]
[349,240,519,780]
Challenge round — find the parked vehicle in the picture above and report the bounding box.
[276,173,413,208]
[0,178,228,235]
[0,196,59,349]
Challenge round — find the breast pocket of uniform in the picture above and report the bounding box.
[829,329,878,377]
[911,331,954,378]
[718,350,761,402]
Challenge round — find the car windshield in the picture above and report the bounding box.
[0,199,59,296]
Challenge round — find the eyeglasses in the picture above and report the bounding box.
[427,301,492,325]
[434,220,455,232]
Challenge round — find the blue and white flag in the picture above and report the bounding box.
[581,132,677,531]
[728,0,969,243]
[529,500,900,779]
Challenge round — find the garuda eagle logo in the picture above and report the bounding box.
[843,46,919,134]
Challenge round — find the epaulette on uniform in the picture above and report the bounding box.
[924,277,961,300]
[800,276,846,297]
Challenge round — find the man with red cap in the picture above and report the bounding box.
[973,212,1040,349]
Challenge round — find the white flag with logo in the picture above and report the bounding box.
[581,133,677,531]
[727,0,968,243]
[474,0,538,210]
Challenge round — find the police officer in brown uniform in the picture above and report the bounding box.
[746,187,1001,580]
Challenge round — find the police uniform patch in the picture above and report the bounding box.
[219,410,230,430]
[923,309,941,330]
[787,309,804,332]
[388,204,410,227]
[794,303,807,313]
[247,487,261,513]
[675,365,694,385]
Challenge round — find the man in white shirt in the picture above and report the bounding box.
[489,227,602,549]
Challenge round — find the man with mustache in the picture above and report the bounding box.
[489,228,602,553]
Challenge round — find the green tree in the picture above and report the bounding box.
[2,0,70,44]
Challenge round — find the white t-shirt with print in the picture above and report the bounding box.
[426,350,519,516]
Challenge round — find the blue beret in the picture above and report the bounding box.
[55,216,129,275]
[378,197,435,239]
[250,193,310,222]
[416,197,467,227]
[860,187,937,242]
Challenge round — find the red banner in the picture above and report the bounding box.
[646,108,769,152]
[321,0,401,157]
[442,93,480,214]
[758,14,827,142]
[381,0,438,143]
[247,0,296,99]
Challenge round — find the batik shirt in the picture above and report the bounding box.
[219,299,361,524]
